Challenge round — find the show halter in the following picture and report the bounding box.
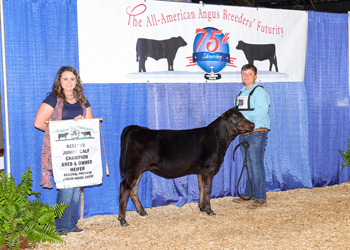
[233,135,253,200]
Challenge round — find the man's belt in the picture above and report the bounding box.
[243,128,269,135]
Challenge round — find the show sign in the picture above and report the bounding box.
[77,0,308,83]
[49,119,103,189]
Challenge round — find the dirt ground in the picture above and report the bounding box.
[34,182,350,250]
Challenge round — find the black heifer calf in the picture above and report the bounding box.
[118,107,254,227]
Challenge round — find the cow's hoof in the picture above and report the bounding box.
[137,210,148,216]
[206,209,216,216]
[118,216,129,227]
[200,207,206,213]
[121,222,129,227]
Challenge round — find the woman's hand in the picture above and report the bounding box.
[74,115,84,121]
[74,106,93,120]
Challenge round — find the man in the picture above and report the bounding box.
[232,64,270,209]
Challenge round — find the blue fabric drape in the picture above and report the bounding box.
[305,12,350,187]
[264,82,312,191]
[0,1,349,218]
[1,0,80,205]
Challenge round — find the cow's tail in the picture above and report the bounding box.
[119,125,139,179]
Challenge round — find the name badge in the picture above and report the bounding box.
[236,96,248,110]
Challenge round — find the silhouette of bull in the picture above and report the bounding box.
[58,132,69,140]
[82,131,91,137]
[136,36,187,72]
[236,41,278,72]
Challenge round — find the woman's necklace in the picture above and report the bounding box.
[66,94,75,101]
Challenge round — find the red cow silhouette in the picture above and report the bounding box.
[136,36,187,72]
[236,41,279,72]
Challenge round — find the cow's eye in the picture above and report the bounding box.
[234,117,238,121]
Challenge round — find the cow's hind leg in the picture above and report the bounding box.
[139,58,146,72]
[197,174,206,213]
[269,59,274,71]
[118,178,133,227]
[118,172,145,227]
[130,173,147,217]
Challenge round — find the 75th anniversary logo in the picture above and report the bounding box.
[189,27,236,80]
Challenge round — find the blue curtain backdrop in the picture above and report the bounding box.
[0,1,349,218]
[1,0,80,205]
[305,12,350,186]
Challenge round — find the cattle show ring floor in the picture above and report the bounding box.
[32,181,350,249]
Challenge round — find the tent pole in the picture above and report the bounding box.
[0,0,11,176]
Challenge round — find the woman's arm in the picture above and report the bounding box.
[34,103,54,131]
[85,107,94,119]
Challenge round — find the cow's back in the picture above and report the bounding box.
[250,44,275,60]
[136,38,154,55]
[125,127,220,178]
[236,41,276,60]
[136,38,162,59]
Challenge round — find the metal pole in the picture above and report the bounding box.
[0,0,11,176]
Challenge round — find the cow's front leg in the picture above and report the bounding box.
[197,174,206,212]
[169,60,174,71]
[143,57,147,72]
[167,58,174,71]
[203,174,216,216]
[130,173,147,217]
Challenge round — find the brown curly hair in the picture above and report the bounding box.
[52,66,87,105]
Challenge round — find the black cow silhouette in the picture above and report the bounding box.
[81,131,91,137]
[58,132,69,140]
[236,41,278,72]
[136,36,187,72]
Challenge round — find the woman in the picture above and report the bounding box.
[34,66,93,237]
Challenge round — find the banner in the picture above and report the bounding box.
[49,119,103,189]
[77,0,308,83]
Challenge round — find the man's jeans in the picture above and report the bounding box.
[239,131,268,201]
[55,187,81,232]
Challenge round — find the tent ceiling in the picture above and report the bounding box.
[191,0,350,13]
